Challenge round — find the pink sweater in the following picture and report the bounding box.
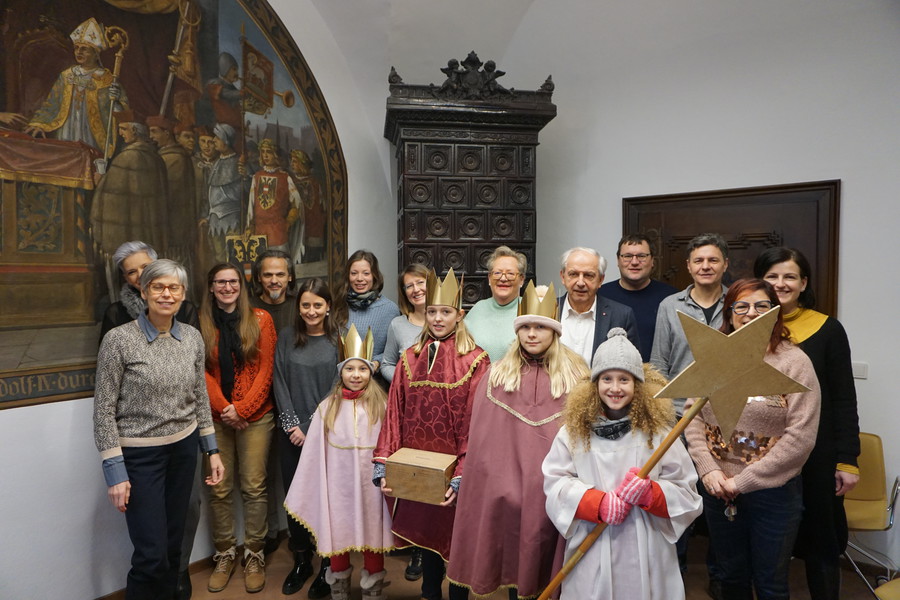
[685,341,821,494]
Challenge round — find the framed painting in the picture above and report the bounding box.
[623,180,840,317]
[0,0,347,408]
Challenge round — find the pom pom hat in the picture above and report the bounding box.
[590,327,644,382]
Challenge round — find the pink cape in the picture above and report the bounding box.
[284,397,394,555]
[447,362,566,597]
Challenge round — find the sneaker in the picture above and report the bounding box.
[405,547,424,581]
[207,547,236,592]
[244,549,266,593]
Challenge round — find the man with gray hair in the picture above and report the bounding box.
[558,246,640,365]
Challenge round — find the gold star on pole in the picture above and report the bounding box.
[655,308,808,439]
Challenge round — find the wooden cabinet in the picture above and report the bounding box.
[384,56,556,304]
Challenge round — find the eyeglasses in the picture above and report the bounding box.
[148,283,185,295]
[731,301,773,315]
[490,271,521,281]
[619,253,651,263]
[212,279,240,289]
[404,280,427,291]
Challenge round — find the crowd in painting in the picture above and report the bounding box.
[94,233,859,600]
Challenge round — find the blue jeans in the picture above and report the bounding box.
[122,431,198,600]
[702,476,803,600]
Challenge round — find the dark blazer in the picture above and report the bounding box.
[558,291,642,363]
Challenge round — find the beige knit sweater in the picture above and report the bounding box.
[685,340,821,494]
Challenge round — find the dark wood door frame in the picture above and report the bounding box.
[624,180,840,316]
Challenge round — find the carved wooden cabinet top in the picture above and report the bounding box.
[384,52,557,142]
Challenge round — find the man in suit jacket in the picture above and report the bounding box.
[558,246,641,365]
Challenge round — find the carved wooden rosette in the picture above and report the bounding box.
[384,59,556,306]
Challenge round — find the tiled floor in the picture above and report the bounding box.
[186,535,881,599]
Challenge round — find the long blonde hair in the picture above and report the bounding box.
[199,263,261,365]
[412,313,478,356]
[322,366,387,436]
[488,334,588,398]
[563,364,674,451]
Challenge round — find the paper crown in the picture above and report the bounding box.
[517,281,559,320]
[70,18,107,51]
[338,323,374,364]
[426,267,462,309]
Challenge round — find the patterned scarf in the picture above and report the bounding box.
[346,289,380,311]
[592,415,632,440]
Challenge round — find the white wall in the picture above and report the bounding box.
[2,1,897,597]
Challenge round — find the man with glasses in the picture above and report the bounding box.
[601,234,678,361]
[464,246,527,360]
[558,246,640,365]
[650,232,730,597]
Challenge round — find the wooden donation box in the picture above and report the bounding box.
[386,448,458,505]
[384,53,555,305]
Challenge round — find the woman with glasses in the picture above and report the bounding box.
[94,259,224,599]
[463,246,527,360]
[382,263,429,384]
[755,248,859,600]
[199,263,278,594]
[333,250,400,378]
[684,278,820,600]
[100,240,199,340]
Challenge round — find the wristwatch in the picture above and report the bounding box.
[207,449,220,456]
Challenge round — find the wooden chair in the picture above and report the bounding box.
[844,433,899,597]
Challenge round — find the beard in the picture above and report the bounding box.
[266,288,283,301]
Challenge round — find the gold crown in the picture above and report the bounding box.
[425,267,462,309]
[517,281,559,320]
[339,323,374,363]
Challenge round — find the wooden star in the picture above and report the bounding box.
[654,308,808,439]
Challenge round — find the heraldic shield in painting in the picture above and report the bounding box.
[0,0,347,406]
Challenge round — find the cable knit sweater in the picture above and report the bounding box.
[205,308,277,422]
[685,340,821,494]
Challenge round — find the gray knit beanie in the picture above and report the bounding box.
[590,327,644,382]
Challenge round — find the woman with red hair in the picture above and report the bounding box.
[685,278,821,600]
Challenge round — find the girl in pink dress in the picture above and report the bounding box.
[284,325,393,600]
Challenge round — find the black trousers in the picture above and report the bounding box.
[122,431,198,600]
[278,429,314,552]
[421,548,468,600]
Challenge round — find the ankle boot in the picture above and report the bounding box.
[405,547,423,581]
[325,565,353,600]
[282,549,313,595]
[307,556,331,599]
[360,568,390,600]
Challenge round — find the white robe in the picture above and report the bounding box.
[543,426,702,600]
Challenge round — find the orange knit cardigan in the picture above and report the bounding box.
[205,308,277,422]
